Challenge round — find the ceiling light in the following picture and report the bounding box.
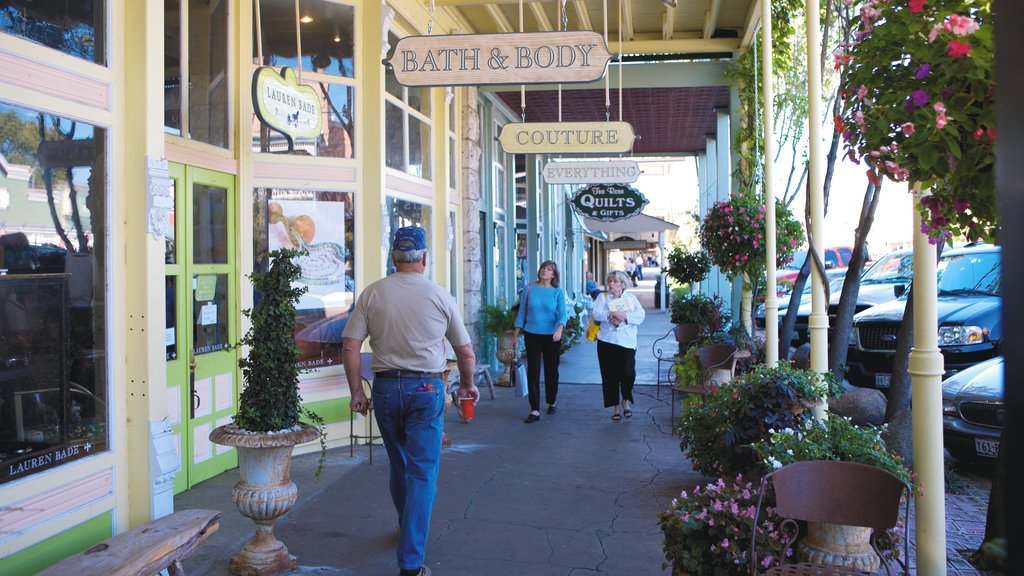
[662,0,677,7]
[300,15,313,23]
[334,34,341,43]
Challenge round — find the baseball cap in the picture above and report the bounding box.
[392,226,427,251]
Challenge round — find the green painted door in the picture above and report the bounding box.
[165,164,238,492]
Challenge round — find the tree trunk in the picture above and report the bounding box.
[779,260,810,358]
[978,425,1006,563]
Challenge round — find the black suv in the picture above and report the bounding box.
[845,244,1001,391]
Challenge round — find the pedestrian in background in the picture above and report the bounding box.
[585,270,601,299]
[514,260,567,423]
[591,270,646,420]
[342,226,478,576]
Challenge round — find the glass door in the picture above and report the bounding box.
[165,164,238,491]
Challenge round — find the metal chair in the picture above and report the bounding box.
[349,352,381,463]
[749,460,910,576]
[651,328,682,398]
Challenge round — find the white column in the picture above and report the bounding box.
[805,0,829,393]
[909,194,948,575]
[761,0,779,365]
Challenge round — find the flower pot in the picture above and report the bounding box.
[673,322,701,350]
[799,522,879,572]
[210,422,320,576]
[494,330,518,386]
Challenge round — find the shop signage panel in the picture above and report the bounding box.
[542,160,641,184]
[387,31,612,86]
[498,122,635,154]
[570,183,648,222]
[252,67,323,149]
[37,139,95,168]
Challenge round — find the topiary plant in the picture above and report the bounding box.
[664,245,712,287]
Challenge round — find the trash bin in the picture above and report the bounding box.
[654,276,662,308]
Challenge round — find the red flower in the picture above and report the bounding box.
[947,40,971,58]
[909,0,926,14]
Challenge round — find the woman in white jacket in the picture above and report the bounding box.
[590,270,646,420]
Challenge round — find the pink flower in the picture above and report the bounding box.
[909,0,926,13]
[987,126,997,141]
[936,114,948,129]
[857,84,868,99]
[934,102,946,114]
[947,40,971,58]
[901,122,915,136]
[946,14,980,36]
[721,538,730,549]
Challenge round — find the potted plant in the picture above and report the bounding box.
[664,245,712,287]
[210,248,326,576]
[750,415,914,571]
[669,292,722,348]
[479,300,519,385]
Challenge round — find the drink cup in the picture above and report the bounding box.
[459,397,475,421]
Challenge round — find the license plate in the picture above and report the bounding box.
[875,373,891,388]
[975,439,999,458]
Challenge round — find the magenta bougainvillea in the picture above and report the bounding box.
[838,0,995,244]
[699,195,804,281]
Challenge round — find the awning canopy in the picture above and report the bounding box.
[583,213,679,235]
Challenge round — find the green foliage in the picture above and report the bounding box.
[669,291,722,328]
[839,0,996,243]
[233,249,326,472]
[671,349,703,390]
[479,300,518,335]
[699,195,804,282]
[677,365,830,478]
[659,475,789,575]
[750,413,913,488]
[559,303,585,355]
[663,245,711,286]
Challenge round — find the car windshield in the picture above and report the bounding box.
[936,251,1000,296]
[862,252,913,285]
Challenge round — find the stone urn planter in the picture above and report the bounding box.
[210,422,320,576]
[799,522,879,572]
[494,330,518,386]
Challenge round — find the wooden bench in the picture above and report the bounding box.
[37,509,220,576]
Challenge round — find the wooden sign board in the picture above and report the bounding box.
[387,31,612,87]
[498,122,635,154]
[37,139,95,168]
[570,183,648,222]
[542,160,641,184]
[252,67,323,149]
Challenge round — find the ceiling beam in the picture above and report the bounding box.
[662,4,675,41]
[573,0,593,30]
[529,2,553,31]
[703,0,722,39]
[621,0,634,41]
[622,37,739,55]
[740,0,762,49]
[485,4,515,32]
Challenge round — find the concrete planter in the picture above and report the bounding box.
[210,423,320,576]
[495,330,518,386]
[799,522,879,572]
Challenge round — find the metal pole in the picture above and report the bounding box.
[761,0,778,366]
[909,191,947,575]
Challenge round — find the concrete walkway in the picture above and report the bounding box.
[176,279,996,575]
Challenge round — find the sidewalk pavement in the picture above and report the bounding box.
[176,281,996,575]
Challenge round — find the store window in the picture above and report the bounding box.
[384,197,430,277]
[250,0,356,157]
[164,0,230,148]
[385,32,432,179]
[492,119,507,212]
[0,101,108,484]
[253,188,355,370]
[0,1,105,65]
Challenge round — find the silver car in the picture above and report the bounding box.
[941,356,1004,463]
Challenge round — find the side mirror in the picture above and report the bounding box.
[894,284,906,298]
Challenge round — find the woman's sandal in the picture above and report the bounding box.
[623,409,632,418]
[611,413,622,421]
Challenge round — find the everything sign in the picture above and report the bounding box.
[387,31,612,86]
[570,184,649,222]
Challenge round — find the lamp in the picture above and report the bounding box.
[299,14,313,23]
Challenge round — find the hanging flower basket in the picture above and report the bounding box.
[699,195,804,281]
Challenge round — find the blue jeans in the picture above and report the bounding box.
[371,375,446,572]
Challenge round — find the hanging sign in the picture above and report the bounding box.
[569,183,648,222]
[542,160,641,184]
[387,31,612,87]
[498,122,635,154]
[252,66,323,150]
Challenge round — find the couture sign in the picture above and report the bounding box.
[252,67,323,149]
[542,160,641,184]
[569,183,648,222]
[497,122,635,154]
[387,31,612,86]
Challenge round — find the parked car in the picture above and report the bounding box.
[846,243,1001,391]
[942,356,1003,464]
[753,269,845,339]
[776,246,856,286]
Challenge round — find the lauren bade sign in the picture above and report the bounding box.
[570,183,648,222]
[387,31,612,86]
[252,67,322,148]
[542,160,641,184]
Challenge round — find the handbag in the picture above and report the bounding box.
[585,315,600,341]
[512,359,528,398]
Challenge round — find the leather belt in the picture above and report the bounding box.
[375,370,444,379]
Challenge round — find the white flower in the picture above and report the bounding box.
[786,449,794,455]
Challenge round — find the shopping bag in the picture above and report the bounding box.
[512,360,528,398]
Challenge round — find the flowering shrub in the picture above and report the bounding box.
[677,365,831,478]
[658,475,790,575]
[838,0,995,243]
[699,195,804,281]
[664,245,712,286]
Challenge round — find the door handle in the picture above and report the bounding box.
[189,353,199,418]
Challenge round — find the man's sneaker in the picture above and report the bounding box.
[399,567,431,576]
